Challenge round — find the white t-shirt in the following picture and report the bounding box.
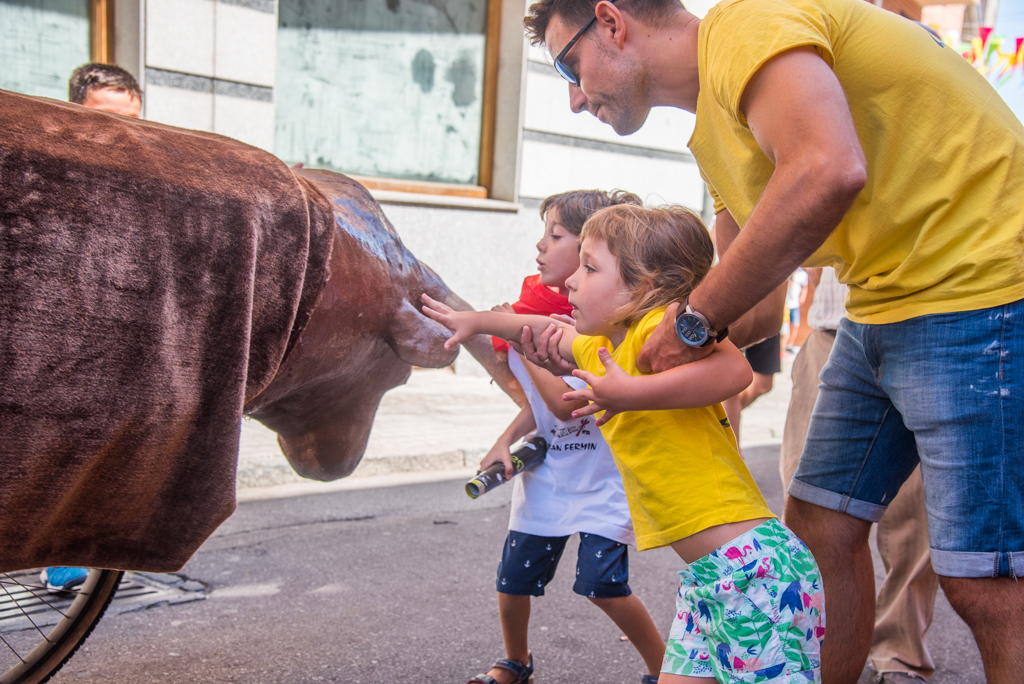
[506,352,635,546]
[786,268,809,310]
[807,267,848,331]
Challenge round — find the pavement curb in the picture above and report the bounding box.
[236,448,488,490]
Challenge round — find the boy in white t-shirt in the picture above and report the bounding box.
[469,191,664,684]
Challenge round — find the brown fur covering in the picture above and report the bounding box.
[0,91,334,572]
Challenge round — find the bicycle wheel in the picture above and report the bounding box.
[0,569,122,684]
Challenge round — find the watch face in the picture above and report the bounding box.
[676,313,708,347]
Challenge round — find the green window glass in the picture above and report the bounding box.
[1,0,91,101]
[276,0,488,185]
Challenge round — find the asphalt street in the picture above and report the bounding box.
[51,445,985,684]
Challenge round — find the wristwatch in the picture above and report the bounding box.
[674,299,728,348]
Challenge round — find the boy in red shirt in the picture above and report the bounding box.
[472,190,665,684]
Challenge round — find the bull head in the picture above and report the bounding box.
[244,169,522,480]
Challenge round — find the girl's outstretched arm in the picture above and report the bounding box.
[421,294,577,361]
[564,340,752,425]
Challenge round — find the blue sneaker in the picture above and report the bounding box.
[39,567,89,593]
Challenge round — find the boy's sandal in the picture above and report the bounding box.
[640,675,660,684]
[468,654,534,684]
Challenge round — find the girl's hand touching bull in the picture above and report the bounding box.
[421,294,478,350]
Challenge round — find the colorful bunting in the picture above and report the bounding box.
[942,27,1024,84]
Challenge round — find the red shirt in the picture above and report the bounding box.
[492,275,573,352]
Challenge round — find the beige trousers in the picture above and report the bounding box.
[780,329,939,679]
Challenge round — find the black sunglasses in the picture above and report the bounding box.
[553,0,619,86]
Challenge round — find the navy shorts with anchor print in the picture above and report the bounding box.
[496,530,631,598]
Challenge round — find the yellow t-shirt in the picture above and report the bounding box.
[572,309,774,551]
[690,0,1024,324]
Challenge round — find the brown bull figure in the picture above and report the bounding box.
[0,90,521,573]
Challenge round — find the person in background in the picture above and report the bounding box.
[783,268,808,352]
[42,62,145,595]
[780,267,937,684]
[722,334,779,455]
[69,62,142,118]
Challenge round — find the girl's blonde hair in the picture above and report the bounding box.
[580,204,714,327]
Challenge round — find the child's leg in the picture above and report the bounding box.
[657,675,713,684]
[497,593,531,665]
[474,531,570,683]
[589,594,665,675]
[573,533,666,677]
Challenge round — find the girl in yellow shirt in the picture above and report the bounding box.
[423,204,824,683]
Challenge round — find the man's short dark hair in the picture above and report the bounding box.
[524,0,681,47]
[69,63,142,105]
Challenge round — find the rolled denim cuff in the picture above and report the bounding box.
[788,478,888,523]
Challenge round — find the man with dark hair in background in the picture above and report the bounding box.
[40,61,144,595]
[69,62,142,118]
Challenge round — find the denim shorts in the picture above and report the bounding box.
[496,531,631,598]
[789,299,1024,578]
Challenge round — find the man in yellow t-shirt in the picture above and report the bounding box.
[524,0,1024,682]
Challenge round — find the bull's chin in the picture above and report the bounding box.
[274,411,378,481]
[276,432,366,481]
[250,356,410,482]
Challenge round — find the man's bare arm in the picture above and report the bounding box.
[638,47,865,371]
[691,47,866,331]
[713,210,787,349]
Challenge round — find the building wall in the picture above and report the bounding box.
[140,0,277,151]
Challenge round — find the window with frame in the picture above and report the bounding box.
[1,0,112,100]
[276,0,499,195]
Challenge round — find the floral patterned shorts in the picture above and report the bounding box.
[662,518,825,683]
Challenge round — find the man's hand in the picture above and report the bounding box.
[636,302,714,373]
[562,348,635,426]
[479,439,515,479]
[421,294,478,349]
[520,320,578,376]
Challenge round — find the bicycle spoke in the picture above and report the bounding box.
[0,579,52,644]
[0,574,47,591]
[0,574,75,621]
[0,628,27,664]
[8,583,73,621]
